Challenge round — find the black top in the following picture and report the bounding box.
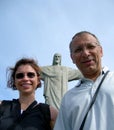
[0,99,51,130]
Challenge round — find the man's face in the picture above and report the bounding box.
[70,33,103,77]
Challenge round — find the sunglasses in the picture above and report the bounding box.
[15,72,36,79]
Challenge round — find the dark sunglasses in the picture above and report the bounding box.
[15,72,36,79]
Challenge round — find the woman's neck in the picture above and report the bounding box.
[19,94,36,110]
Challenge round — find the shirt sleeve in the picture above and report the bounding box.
[54,100,70,130]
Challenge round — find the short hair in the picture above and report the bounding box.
[7,58,41,90]
[69,31,101,53]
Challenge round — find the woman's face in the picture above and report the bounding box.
[14,64,40,95]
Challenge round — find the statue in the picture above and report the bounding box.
[40,53,82,110]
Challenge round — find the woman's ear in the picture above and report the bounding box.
[37,77,41,88]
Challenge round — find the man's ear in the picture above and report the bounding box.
[100,46,103,57]
[70,53,75,64]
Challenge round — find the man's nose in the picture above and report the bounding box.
[81,47,90,56]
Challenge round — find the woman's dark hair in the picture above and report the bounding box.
[7,58,41,90]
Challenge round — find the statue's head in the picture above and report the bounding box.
[52,53,61,65]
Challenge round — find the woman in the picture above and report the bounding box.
[0,58,58,130]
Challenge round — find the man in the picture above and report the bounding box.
[41,53,82,110]
[54,31,114,130]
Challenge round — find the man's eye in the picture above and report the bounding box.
[88,45,96,49]
[74,48,82,53]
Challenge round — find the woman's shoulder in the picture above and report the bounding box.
[38,103,58,122]
[0,99,18,107]
[49,105,58,129]
[49,105,58,120]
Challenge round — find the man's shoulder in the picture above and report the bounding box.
[63,85,79,99]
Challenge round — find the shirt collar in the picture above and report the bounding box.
[76,66,109,88]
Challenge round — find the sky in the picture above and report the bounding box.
[0,0,114,103]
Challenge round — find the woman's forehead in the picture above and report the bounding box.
[16,65,35,72]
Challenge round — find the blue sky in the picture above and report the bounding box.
[0,0,114,102]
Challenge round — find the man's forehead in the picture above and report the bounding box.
[72,33,97,42]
